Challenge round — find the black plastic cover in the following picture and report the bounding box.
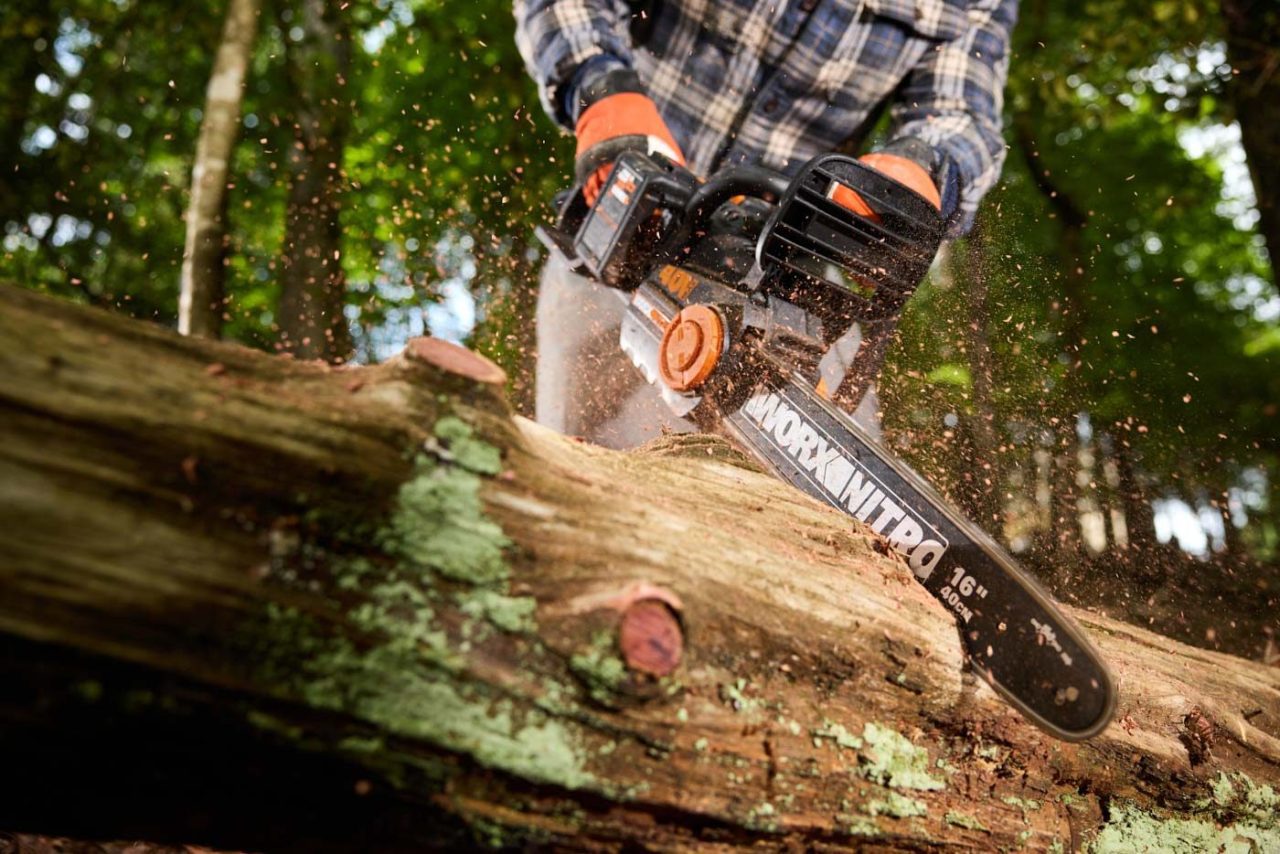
[572,151,696,291]
[758,153,945,321]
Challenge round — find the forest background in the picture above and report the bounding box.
[2,0,1277,659]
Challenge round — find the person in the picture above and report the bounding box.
[515,0,1018,448]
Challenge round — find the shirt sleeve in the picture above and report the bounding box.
[513,0,636,129]
[887,0,1018,236]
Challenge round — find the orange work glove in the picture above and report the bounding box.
[828,152,942,219]
[574,92,685,206]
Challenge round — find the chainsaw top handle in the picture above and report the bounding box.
[550,154,787,245]
[680,165,791,235]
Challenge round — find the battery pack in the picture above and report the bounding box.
[573,152,696,290]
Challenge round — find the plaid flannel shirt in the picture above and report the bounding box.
[514,0,1018,234]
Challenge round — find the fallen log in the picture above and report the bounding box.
[0,284,1277,851]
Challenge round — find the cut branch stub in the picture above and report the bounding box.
[405,336,507,386]
[547,582,686,705]
[620,599,683,677]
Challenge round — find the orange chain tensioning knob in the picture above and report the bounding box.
[658,304,724,392]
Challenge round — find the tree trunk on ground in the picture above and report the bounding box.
[178,0,261,339]
[277,0,351,363]
[1221,0,1280,276]
[0,284,1278,852]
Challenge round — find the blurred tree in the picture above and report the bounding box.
[882,0,1278,652]
[179,0,261,339]
[0,0,221,319]
[276,0,352,362]
[1220,0,1280,273]
[0,2,58,225]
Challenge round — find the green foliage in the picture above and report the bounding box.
[1,0,564,365]
[882,0,1279,580]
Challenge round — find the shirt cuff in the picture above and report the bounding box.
[562,54,631,125]
[880,136,962,230]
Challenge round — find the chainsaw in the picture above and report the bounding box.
[536,151,1115,741]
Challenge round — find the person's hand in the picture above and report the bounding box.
[574,92,684,206]
[828,152,941,218]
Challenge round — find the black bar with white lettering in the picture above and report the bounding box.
[721,370,1116,741]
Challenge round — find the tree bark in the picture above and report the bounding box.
[0,284,1278,852]
[178,0,261,339]
[277,0,352,363]
[1221,0,1280,276]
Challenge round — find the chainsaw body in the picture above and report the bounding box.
[536,152,1115,741]
[541,151,942,389]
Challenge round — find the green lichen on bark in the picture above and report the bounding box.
[465,814,557,850]
[945,810,987,831]
[866,792,928,818]
[1003,795,1042,824]
[569,630,627,704]
[1091,771,1280,853]
[1002,795,1041,812]
[432,415,503,476]
[835,814,881,836]
[459,589,537,634]
[719,678,765,716]
[1206,771,1279,825]
[255,419,598,793]
[384,457,509,585]
[744,801,781,833]
[1089,803,1279,853]
[857,722,945,791]
[811,719,864,751]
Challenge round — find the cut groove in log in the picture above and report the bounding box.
[0,284,1278,852]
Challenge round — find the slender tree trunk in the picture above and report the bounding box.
[1221,0,1280,276]
[1114,438,1164,584]
[958,221,1003,530]
[1097,431,1122,552]
[277,0,352,363]
[178,0,261,339]
[1014,112,1094,578]
[0,3,58,224]
[1,283,1279,851]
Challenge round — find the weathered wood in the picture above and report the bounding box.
[0,284,1277,852]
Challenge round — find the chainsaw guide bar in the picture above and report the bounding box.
[538,151,1116,741]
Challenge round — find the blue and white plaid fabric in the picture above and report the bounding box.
[515,0,1018,234]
